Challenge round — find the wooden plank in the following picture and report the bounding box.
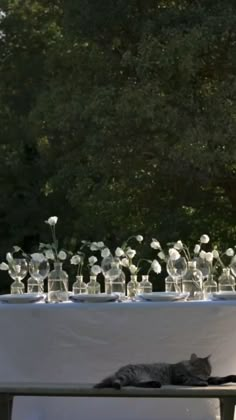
[0,383,235,398]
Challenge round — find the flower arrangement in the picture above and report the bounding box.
[40,216,68,262]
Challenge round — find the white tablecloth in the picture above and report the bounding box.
[0,299,236,420]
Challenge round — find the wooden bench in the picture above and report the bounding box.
[1,383,236,420]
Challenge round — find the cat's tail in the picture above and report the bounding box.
[94,376,118,389]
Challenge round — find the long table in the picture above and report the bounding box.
[0,299,236,420]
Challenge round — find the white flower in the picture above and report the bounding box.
[31,253,45,263]
[194,244,201,254]
[226,248,234,257]
[97,241,105,248]
[90,242,99,251]
[168,248,180,261]
[0,262,9,270]
[158,251,166,260]
[45,216,58,226]
[13,245,21,252]
[212,249,219,259]
[129,264,138,274]
[91,264,102,275]
[45,249,55,260]
[115,247,124,257]
[205,252,213,263]
[70,255,81,265]
[6,252,13,263]
[174,240,183,251]
[88,256,97,265]
[120,258,129,267]
[150,240,161,250]
[151,259,162,274]
[126,248,136,259]
[199,250,206,259]
[58,250,67,260]
[200,234,210,244]
[136,235,143,242]
[101,248,110,258]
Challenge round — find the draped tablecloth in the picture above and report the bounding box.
[0,299,236,420]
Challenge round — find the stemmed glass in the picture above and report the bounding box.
[166,257,187,293]
[29,257,50,294]
[9,258,28,294]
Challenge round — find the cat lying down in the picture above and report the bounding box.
[95,353,236,389]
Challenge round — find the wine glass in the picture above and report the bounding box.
[8,258,28,294]
[29,257,50,294]
[166,257,187,293]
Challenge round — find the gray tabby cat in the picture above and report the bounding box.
[95,353,236,389]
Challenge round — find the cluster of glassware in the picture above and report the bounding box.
[165,257,236,299]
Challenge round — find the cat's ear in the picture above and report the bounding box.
[190,353,198,362]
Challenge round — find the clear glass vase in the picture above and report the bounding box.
[182,261,203,300]
[127,275,140,299]
[165,275,182,293]
[218,268,235,292]
[203,274,217,300]
[72,275,87,294]
[11,278,25,294]
[27,277,44,294]
[87,275,101,294]
[139,275,152,294]
[105,258,126,297]
[47,262,69,303]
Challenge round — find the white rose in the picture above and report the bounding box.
[199,250,206,259]
[97,241,105,248]
[151,259,162,274]
[129,264,138,274]
[205,252,213,263]
[70,255,81,265]
[226,248,234,257]
[88,256,97,265]
[136,235,143,242]
[158,251,166,260]
[90,242,99,251]
[174,240,183,251]
[150,240,161,250]
[31,253,45,263]
[115,247,124,257]
[212,249,219,259]
[101,248,110,258]
[91,264,102,275]
[194,244,201,254]
[58,250,67,260]
[46,216,58,226]
[168,248,180,261]
[120,258,129,267]
[200,234,210,244]
[45,249,55,260]
[126,249,136,259]
[6,252,13,263]
[0,262,9,270]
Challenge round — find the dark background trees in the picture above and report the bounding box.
[0,0,236,289]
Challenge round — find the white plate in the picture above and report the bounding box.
[0,293,45,304]
[69,293,119,303]
[138,292,189,302]
[210,292,236,301]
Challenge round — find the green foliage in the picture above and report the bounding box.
[0,0,236,293]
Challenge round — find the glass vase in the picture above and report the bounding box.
[139,275,152,294]
[87,275,101,294]
[127,275,140,299]
[203,274,217,300]
[218,268,235,292]
[165,275,182,293]
[47,261,69,303]
[182,261,203,300]
[11,278,25,294]
[72,275,87,294]
[27,277,44,294]
[105,258,126,297]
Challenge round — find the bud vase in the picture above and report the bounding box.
[11,278,25,294]
[27,277,44,294]
[47,261,69,303]
[87,275,101,294]
[139,275,152,294]
[72,275,87,294]
[127,275,140,299]
[218,268,235,292]
[182,261,203,300]
[203,274,217,300]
